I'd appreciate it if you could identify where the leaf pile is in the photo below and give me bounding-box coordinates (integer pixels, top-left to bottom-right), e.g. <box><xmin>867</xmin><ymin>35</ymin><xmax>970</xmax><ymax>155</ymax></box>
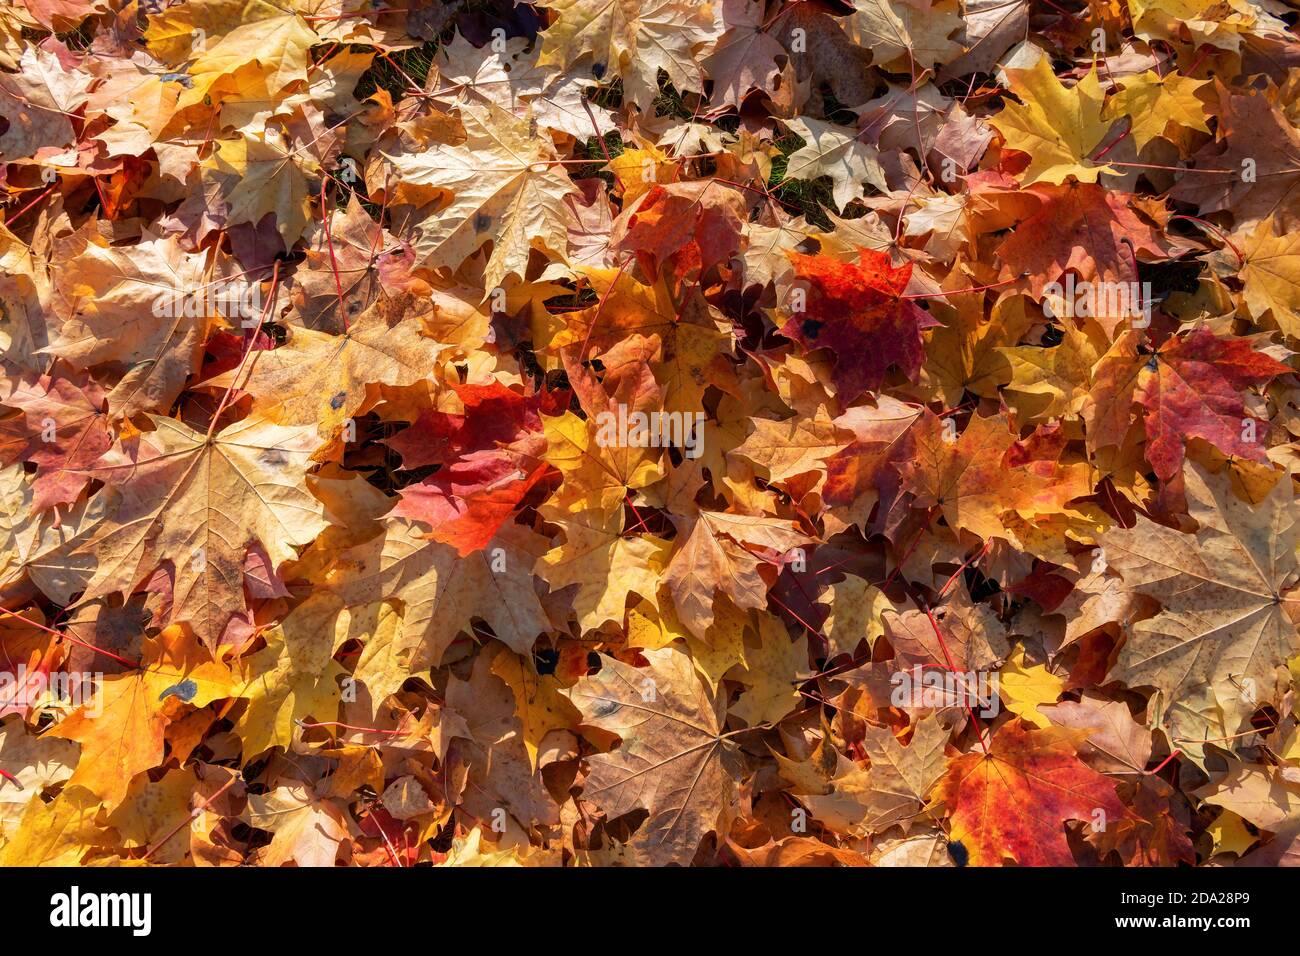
<box><xmin>2</xmin><ymin>0</ymin><xmax>1300</xmax><ymax>867</ymax></box>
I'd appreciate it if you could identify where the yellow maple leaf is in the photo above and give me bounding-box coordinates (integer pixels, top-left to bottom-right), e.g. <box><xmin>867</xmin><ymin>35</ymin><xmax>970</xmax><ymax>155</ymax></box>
<box><xmin>998</xmin><ymin>646</ymin><xmax>1065</xmax><ymax>729</ymax></box>
<box><xmin>202</xmin><ymin>131</ymin><xmax>314</xmax><ymax>245</ymax></box>
<box><xmin>1102</xmin><ymin>69</ymin><xmax>1211</xmax><ymax>151</ymax></box>
<box><xmin>48</xmin><ymin>628</ymin><xmax>233</xmax><ymax>809</ymax></box>
<box><xmin>991</xmin><ymin>58</ymin><xmax>1116</xmax><ymax>185</ymax></box>
<box><xmin>1230</xmin><ymin>217</ymin><xmax>1300</xmax><ymax>333</ymax></box>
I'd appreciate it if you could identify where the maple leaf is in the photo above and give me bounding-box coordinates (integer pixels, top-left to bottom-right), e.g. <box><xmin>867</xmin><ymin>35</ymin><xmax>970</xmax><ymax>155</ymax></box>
<box><xmin>0</xmin><ymin>374</ymin><xmax>109</xmax><ymax>510</ymax></box>
<box><xmin>171</xmin><ymin>0</ymin><xmax>319</xmax><ymax>103</ymax></box>
<box><xmin>386</xmin><ymin>382</ymin><xmax>551</xmax><ymax>469</ymax></box>
<box><xmin>665</xmin><ymin>510</ymin><xmax>816</xmax><ymax>639</ymax></box>
<box><xmin>704</xmin><ymin>0</ymin><xmax>788</xmax><ymax>111</ymax></box>
<box><xmin>816</xmin><ymin>712</ymin><xmax>951</xmax><ymax>832</ymax></box>
<box><xmin>49</xmin><ymin>628</ymin><xmax>233</xmax><ymax>809</ymax></box>
<box><xmin>543</xmin><ymin>266</ymin><xmax>736</xmax><ymax>415</ymax></box>
<box><xmin>430</xmin><ymin>32</ymin><xmax>616</xmax><ymax>142</ymax></box>
<box><xmin>0</xmin><ymin>785</ymin><xmax>107</xmax><ymax>866</ymax></box>
<box><xmin>782</xmin><ymin>117</ymin><xmax>888</xmax><ymax>213</ymax></box>
<box><xmin>72</xmin><ymin>415</ymin><xmax>328</xmax><ymax>651</ymax></box>
<box><xmin>290</xmin><ymin>195</ymin><xmax>396</xmax><ymax>332</ymax></box>
<box><xmin>246</xmin><ymin>783</ymin><xmax>350</xmax><ymax>867</ymax></box>
<box><xmin>779</xmin><ymin>715</ymin><xmax>949</xmax><ymax>835</ymax></box>
<box><xmin>1135</xmin><ymin>326</ymin><xmax>1288</xmax><ymax>481</ymax></box>
<box><xmin>998</xmin><ymin>646</ymin><xmax>1064</xmax><ymax>728</ymax></box>
<box><xmin>324</xmin><ymin>517</ymin><xmax>550</xmax><ymax>666</ymax></box>
<box><xmin>742</xmin><ymin>216</ymin><xmax>819</xmax><ymax>290</ymax></box>
<box><xmin>726</xmin><ymin>609</ymin><xmax>809</xmax><ymax>726</ymax></box>
<box><xmin>0</xmin><ymin>720</ymin><xmax>77</xmax><ymax>845</ymax></box>
<box><xmin>899</xmin><ymin>411</ymin><xmax>1091</xmax><ymax>542</ymax></box>
<box><xmin>1000</xmin><ymin>321</ymin><xmax>1102</xmax><ymax>423</ymax></box>
<box><xmin>0</xmin><ymin>46</ymin><xmax>87</xmax><ymax>160</ymax></box>
<box><xmin>845</xmin><ymin>0</ymin><xmax>963</xmax><ymax>71</ymax></box>
<box><xmin>731</xmin><ymin>405</ymin><xmax>852</xmax><ymax>487</ymax></box>
<box><xmin>107</xmin><ymin>769</ymin><xmax>198</xmax><ymax>864</ymax></box>
<box><xmin>1040</xmin><ymin>692</ymin><xmax>1153</xmax><ymax>775</ymax></box>
<box><xmin>347</xmin><ymin>600</ymin><xmax>415</xmax><ymax>718</ymax></box>
<box><xmin>1197</xmin><ymin>762</ymin><xmax>1300</xmax><ymax>832</ymax></box>
<box><xmin>607</xmin><ymin>140</ymin><xmax>681</xmax><ymax>206</ymax></box>
<box><xmin>612</xmin><ymin>180</ymin><xmax>746</xmax><ymax>279</ymax></box>
<box><xmin>935</xmin><ymin>720</ymin><xmax>1130</xmax><ymax>866</ymax></box>
<box><xmin>569</xmin><ymin>645</ymin><xmax>739</xmax><ymax>865</ymax></box>
<box><xmin>205</xmin><ymin>292</ymin><xmax>456</xmax><ymax>440</ymax></box>
<box><xmin>386</xmin><ymin>382</ymin><xmax>556</xmax><ymax>555</ymax></box>
<box><xmin>491</xmin><ymin>648</ymin><xmax>580</xmax><ymax>773</ymax></box>
<box><xmin>995</xmin><ymin>183</ymin><xmax>1169</xmax><ymax>300</ymax></box>
<box><xmin>990</xmin><ymin>59</ymin><xmax>1115</xmax><ymax>186</ymax></box>
<box><xmin>6</xmin><ymin>0</ymin><xmax>1300</xmax><ymax>874</ymax></box>
<box><xmin>385</xmin><ymin>100</ymin><xmax>577</xmax><ymax>291</ymax></box>
<box><xmin>921</xmin><ymin>289</ymin><xmax>1031</xmax><ymax>406</ymax></box>
<box><xmin>233</xmin><ymin>594</ymin><xmax>348</xmax><ymax>758</ymax></box>
<box><xmin>0</xmin><ymin>465</ymin><xmax>101</xmax><ymax>607</ymax></box>
<box><xmin>202</xmin><ymin>131</ymin><xmax>315</xmax><ymax>246</ymax></box>
<box><xmin>540</xmin><ymin>408</ymin><xmax>664</xmax><ymax>516</ymax></box>
<box><xmin>1102</xmin><ymin>69</ymin><xmax>1211</xmax><ymax>152</ymax></box>
<box><xmin>1230</xmin><ymin>217</ymin><xmax>1300</xmax><ymax>332</ymax></box>
<box><xmin>821</xmin><ymin>394</ymin><xmax>922</xmax><ymax>534</ymax></box>
<box><xmin>778</xmin><ymin>248</ymin><xmax>935</xmax><ymax>404</ymax></box>
<box><xmin>854</xmin><ymin>716</ymin><xmax>949</xmax><ymax>833</ymax></box>
<box><xmin>884</xmin><ymin>586</ymin><xmax>1010</xmax><ymax>681</ymax></box>
<box><xmin>936</xmin><ymin>0</ymin><xmax>1027</xmax><ymax>80</ymax></box>
<box><xmin>1127</xmin><ymin>0</ymin><xmax>1258</xmax><ymax>52</ymax></box>
<box><xmin>821</xmin><ymin>575</ymin><xmax>892</xmax><ymax>658</ymax></box>
<box><xmin>1081</xmin><ymin>328</ymin><xmax>1146</xmax><ymax>455</ymax></box>
<box><xmin>538</xmin><ymin>504</ymin><xmax>670</xmax><ymax>631</ymax></box>
<box><xmin>535</xmin><ymin>0</ymin><xmax>719</xmax><ymax>112</ymax></box>
<box><xmin>1171</xmin><ymin>89</ymin><xmax>1300</xmax><ymax>231</ymax></box>
<box><xmin>394</xmin><ymin>451</ymin><xmax>549</xmax><ymax>557</ymax></box>
<box><xmin>445</xmin><ymin>644</ymin><xmax>561</xmax><ymax>832</ymax></box>
<box><xmin>1102</xmin><ymin>461</ymin><xmax>1300</xmax><ymax>716</ymax></box>
<box><xmin>46</xmin><ymin>232</ymin><xmax>212</xmax><ymax>420</ymax></box>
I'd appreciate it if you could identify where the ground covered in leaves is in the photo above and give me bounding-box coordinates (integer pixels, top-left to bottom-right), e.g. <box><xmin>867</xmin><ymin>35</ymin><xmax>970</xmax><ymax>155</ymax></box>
<box><xmin>1</xmin><ymin>0</ymin><xmax>1300</xmax><ymax>867</ymax></box>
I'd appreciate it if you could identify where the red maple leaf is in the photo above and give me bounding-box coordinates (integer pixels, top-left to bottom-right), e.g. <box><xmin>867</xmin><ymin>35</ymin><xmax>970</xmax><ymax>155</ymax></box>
<box><xmin>779</xmin><ymin>248</ymin><xmax>936</xmax><ymax>404</ymax></box>
<box><xmin>1139</xmin><ymin>326</ymin><xmax>1289</xmax><ymax>481</ymax></box>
